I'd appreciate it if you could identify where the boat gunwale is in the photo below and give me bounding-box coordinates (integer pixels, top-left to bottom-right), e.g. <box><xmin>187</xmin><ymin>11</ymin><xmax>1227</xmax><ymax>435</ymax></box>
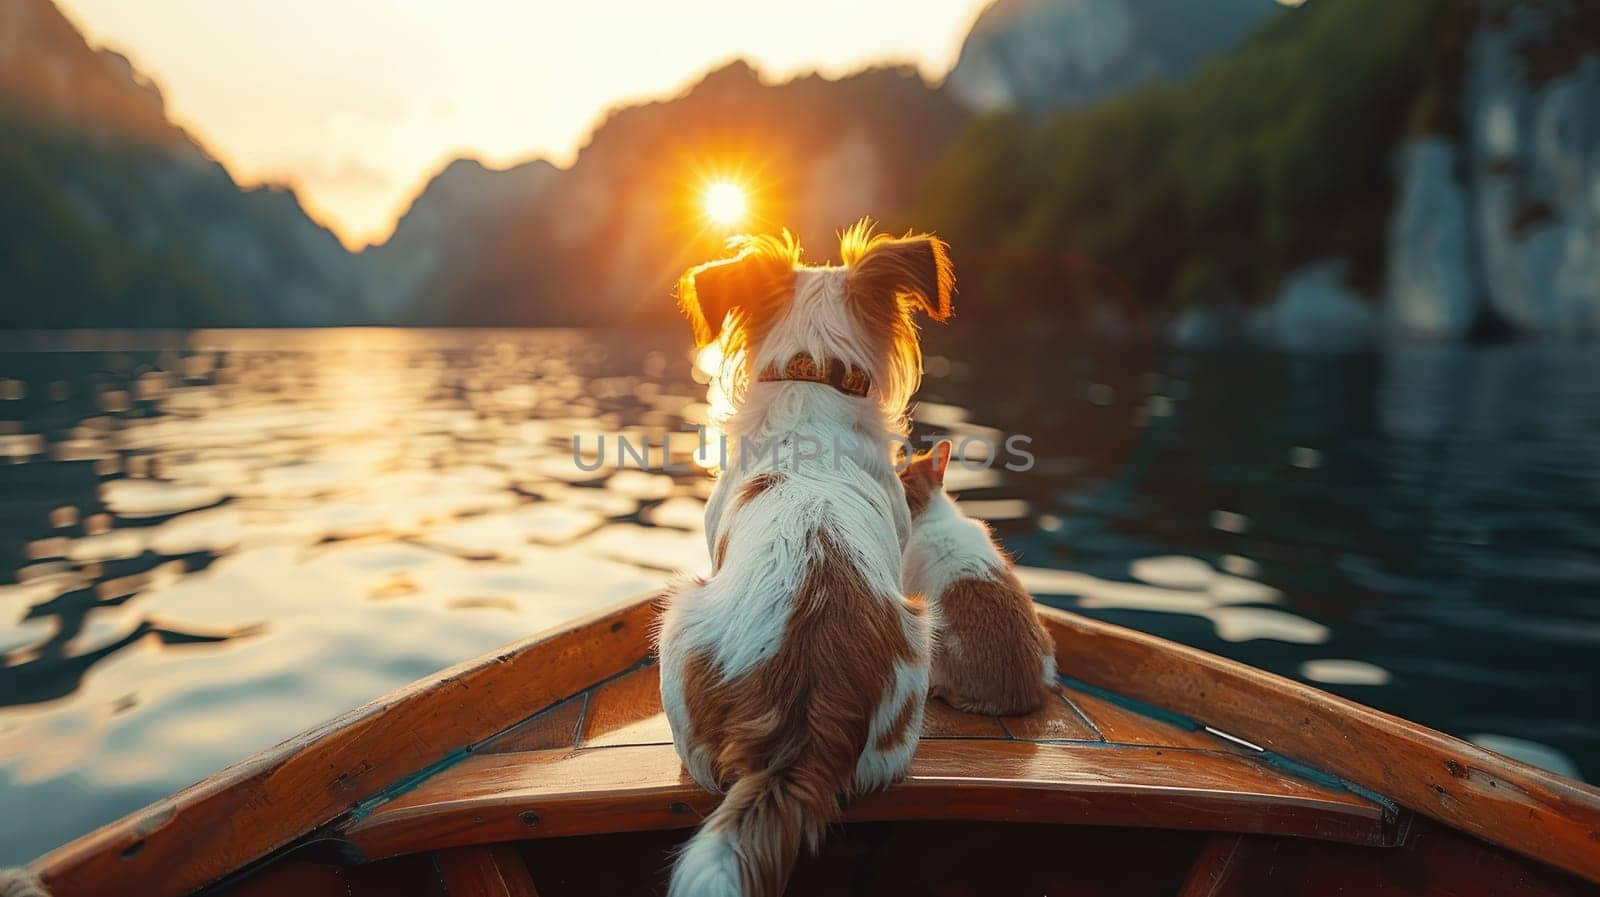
<box><xmin>29</xmin><ymin>597</ymin><xmax>662</xmax><ymax>897</ymax></box>
<box><xmin>338</xmin><ymin>738</ymin><xmax>1389</xmax><ymax>861</ymax></box>
<box><xmin>28</xmin><ymin>594</ymin><xmax>1600</xmax><ymax>894</ymax></box>
<box><xmin>1034</xmin><ymin>605</ymin><xmax>1600</xmax><ymax>885</ymax></box>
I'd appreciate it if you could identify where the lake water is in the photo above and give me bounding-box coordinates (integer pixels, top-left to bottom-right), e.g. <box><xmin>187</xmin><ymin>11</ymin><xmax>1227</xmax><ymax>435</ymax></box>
<box><xmin>1</xmin><ymin>328</ymin><xmax>1597</xmax><ymax>863</ymax></box>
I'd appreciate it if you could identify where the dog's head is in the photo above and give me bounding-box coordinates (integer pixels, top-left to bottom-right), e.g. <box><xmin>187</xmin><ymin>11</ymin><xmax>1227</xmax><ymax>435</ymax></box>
<box><xmin>677</xmin><ymin>220</ymin><xmax>954</xmax><ymax>421</ymax></box>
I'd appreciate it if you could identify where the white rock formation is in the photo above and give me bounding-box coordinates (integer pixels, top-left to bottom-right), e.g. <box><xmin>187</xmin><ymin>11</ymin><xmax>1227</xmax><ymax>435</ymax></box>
<box><xmin>1386</xmin><ymin>139</ymin><xmax>1479</xmax><ymax>339</ymax></box>
<box><xmin>1461</xmin><ymin>18</ymin><xmax>1600</xmax><ymax>337</ymax></box>
<box><xmin>1250</xmin><ymin>261</ymin><xmax>1377</xmax><ymax>352</ymax></box>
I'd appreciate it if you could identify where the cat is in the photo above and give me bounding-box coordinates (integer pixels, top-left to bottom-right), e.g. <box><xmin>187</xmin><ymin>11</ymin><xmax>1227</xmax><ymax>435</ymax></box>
<box><xmin>900</xmin><ymin>440</ymin><xmax>1057</xmax><ymax>715</ymax></box>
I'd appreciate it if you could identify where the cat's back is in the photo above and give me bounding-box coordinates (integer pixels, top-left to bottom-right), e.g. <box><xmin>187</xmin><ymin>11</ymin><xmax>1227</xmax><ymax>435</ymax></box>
<box><xmin>903</xmin><ymin>496</ymin><xmax>1056</xmax><ymax>716</ymax></box>
<box><xmin>903</xmin><ymin>497</ymin><xmax>1005</xmax><ymax>591</ymax></box>
<box><xmin>926</xmin><ymin>568</ymin><xmax>1056</xmax><ymax>715</ymax></box>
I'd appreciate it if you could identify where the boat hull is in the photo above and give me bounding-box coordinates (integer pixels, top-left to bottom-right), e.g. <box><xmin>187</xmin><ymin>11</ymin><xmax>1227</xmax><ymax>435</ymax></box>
<box><xmin>27</xmin><ymin>596</ymin><xmax>1600</xmax><ymax>896</ymax></box>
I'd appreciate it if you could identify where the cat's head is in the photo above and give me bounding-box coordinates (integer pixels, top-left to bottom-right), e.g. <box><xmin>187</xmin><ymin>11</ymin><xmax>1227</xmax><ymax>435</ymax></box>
<box><xmin>899</xmin><ymin>439</ymin><xmax>952</xmax><ymax>517</ymax></box>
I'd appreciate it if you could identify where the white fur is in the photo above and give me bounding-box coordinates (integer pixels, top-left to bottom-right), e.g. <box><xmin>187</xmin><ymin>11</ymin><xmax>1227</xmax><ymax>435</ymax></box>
<box><xmin>902</xmin><ymin>487</ymin><xmax>1060</xmax><ymax>703</ymax></box>
<box><xmin>667</xmin><ymin>826</ymin><xmax>743</xmax><ymax>897</ymax></box>
<box><xmin>753</xmin><ymin>268</ymin><xmax>922</xmax><ymax>431</ymax></box>
<box><xmin>0</xmin><ymin>870</ymin><xmax>48</xmax><ymax>897</ymax></box>
<box><xmin>854</xmin><ymin>653</ymin><xmax>931</xmax><ymax>790</ymax></box>
<box><xmin>657</xmin><ymin>593</ymin><xmax>718</xmax><ymax>791</ymax></box>
<box><xmin>902</xmin><ymin>489</ymin><xmax>1007</xmax><ymax>600</ymax></box>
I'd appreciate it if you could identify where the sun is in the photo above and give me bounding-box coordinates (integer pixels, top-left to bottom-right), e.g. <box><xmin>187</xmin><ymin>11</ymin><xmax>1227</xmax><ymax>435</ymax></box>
<box><xmin>703</xmin><ymin>180</ymin><xmax>747</xmax><ymax>227</ymax></box>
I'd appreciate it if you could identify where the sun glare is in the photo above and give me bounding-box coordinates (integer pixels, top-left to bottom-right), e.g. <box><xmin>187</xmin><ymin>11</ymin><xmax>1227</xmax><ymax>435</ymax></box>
<box><xmin>703</xmin><ymin>181</ymin><xmax>748</xmax><ymax>227</ymax></box>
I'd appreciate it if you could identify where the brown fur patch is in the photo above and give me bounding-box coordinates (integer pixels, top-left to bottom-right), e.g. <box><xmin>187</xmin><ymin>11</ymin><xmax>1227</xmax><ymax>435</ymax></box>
<box><xmin>738</xmin><ymin>472</ymin><xmax>782</xmax><ymax>506</ymax></box>
<box><xmin>874</xmin><ymin>695</ymin><xmax>920</xmax><ymax>753</ymax></box>
<box><xmin>898</xmin><ymin>447</ymin><xmax>947</xmax><ymax>517</ymax></box>
<box><xmin>714</xmin><ymin>532</ymin><xmax>730</xmax><ymax>572</ymax></box>
<box><xmin>677</xmin><ymin>234</ymin><xmax>800</xmax><ymax>348</ymax></box>
<box><xmin>932</xmin><ymin>571</ymin><xmax>1055</xmax><ymax>716</ymax></box>
<box><xmin>841</xmin><ymin>223</ymin><xmax>955</xmax><ymax>323</ymax></box>
<box><xmin>678</xmin><ymin>530</ymin><xmax>919</xmax><ymax>895</ymax></box>
<box><xmin>837</xmin><ymin>221</ymin><xmax>957</xmax><ymax>421</ymax></box>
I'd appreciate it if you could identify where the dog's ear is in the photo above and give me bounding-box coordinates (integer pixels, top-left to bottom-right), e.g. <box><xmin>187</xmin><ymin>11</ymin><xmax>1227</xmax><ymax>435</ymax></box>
<box><xmin>677</xmin><ymin>241</ymin><xmax>795</xmax><ymax>347</ymax></box>
<box><xmin>845</xmin><ymin>233</ymin><xmax>954</xmax><ymax>322</ymax></box>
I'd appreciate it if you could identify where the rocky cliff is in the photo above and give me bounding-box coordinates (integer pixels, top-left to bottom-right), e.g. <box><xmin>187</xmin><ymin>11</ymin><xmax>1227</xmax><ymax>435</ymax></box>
<box><xmin>947</xmin><ymin>0</ymin><xmax>1276</xmax><ymax>113</ymax></box>
<box><xmin>380</xmin><ymin>62</ymin><xmax>969</xmax><ymax>327</ymax></box>
<box><xmin>1387</xmin><ymin>3</ymin><xmax>1600</xmax><ymax>341</ymax></box>
<box><xmin>0</xmin><ymin>0</ymin><xmax>362</xmax><ymax>327</ymax></box>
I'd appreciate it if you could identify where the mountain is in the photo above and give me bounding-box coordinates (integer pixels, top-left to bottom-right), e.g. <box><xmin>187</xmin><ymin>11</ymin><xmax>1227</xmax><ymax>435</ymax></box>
<box><xmin>359</xmin><ymin>157</ymin><xmax>558</xmax><ymax>322</ymax></box>
<box><xmin>10</xmin><ymin>0</ymin><xmax>1594</xmax><ymax>343</ymax></box>
<box><xmin>370</xmin><ymin>61</ymin><xmax>970</xmax><ymax>327</ymax></box>
<box><xmin>919</xmin><ymin>0</ymin><xmax>1600</xmax><ymax>348</ymax></box>
<box><xmin>0</xmin><ymin>0</ymin><xmax>362</xmax><ymax>328</ymax></box>
<box><xmin>921</xmin><ymin>0</ymin><xmax>1437</xmax><ymax>334</ymax></box>
<box><xmin>2</xmin><ymin>2</ymin><xmax>966</xmax><ymax>330</ymax></box>
<box><xmin>946</xmin><ymin>0</ymin><xmax>1279</xmax><ymax>113</ymax></box>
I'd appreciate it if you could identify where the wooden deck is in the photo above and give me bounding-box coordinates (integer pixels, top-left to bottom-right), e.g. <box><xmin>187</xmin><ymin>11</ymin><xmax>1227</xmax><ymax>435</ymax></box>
<box><xmin>343</xmin><ymin>660</ymin><xmax>1390</xmax><ymax>860</ymax></box>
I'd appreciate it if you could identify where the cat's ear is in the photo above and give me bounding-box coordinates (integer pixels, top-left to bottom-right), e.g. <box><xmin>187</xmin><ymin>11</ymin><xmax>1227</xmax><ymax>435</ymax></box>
<box><xmin>898</xmin><ymin>447</ymin><xmax>928</xmax><ymax>480</ymax></box>
<box><xmin>845</xmin><ymin>232</ymin><xmax>954</xmax><ymax>322</ymax></box>
<box><xmin>677</xmin><ymin>237</ymin><xmax>796</xmax><ymax>347</ymax></box>
<box><xmin>932</xmin><ymin>439</ymin><xmax>953</xmax><ymax>485</ymax></box>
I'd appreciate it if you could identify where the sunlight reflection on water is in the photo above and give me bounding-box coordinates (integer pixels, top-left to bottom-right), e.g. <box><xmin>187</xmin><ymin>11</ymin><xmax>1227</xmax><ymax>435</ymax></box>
<box><xmin>0</xmin><ymin>330</ymin><xmax>701</xmax><ymax>860</ymax></box>
<box><xmin>0</xmin><ymin>329</ymin><xmax>1597</xmax><ymax>862</ymax></box>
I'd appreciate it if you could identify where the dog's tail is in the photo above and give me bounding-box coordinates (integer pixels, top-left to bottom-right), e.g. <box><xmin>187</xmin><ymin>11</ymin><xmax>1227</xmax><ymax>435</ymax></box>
<box><xmin>0</xmin><ymin>868</ymin><xmax>50</xmax><ymax>897</ymax></box>
<box><xmin>666</xmin><ymin>761</ymin><xmax>837</xmax><ymax>897</ymax></box>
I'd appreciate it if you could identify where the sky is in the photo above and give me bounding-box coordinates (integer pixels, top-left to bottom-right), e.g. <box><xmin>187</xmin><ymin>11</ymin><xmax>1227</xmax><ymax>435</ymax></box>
<box><xmin>52</xmin><ymin>0</ymin><xmax>994</xmax><ymax>250</ymax></box>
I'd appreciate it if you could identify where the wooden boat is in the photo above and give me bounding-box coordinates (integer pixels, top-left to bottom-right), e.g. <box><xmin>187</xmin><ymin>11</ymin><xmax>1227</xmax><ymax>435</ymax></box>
<box><xmin>24</xmin><ymin>596</ymin><xmax>1600</xmax><ymax>896</ymax></box>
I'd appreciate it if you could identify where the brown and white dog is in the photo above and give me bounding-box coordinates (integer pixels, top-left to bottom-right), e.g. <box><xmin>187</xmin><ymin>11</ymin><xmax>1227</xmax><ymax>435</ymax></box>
<box><xmin>900</xmin><ymin>440</ymin><xmax>1057</xmax><ymax>716</ymax></box>
<box><xmin>656</xmin><ymin>222</ymin><xmax>953</xmax><ymax>897</ymax></box>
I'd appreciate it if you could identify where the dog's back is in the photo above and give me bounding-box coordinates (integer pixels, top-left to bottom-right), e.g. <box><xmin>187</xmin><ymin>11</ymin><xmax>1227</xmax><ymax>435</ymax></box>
<box><xmin>658</xmin><ymin>462</ymin><xmax>928</xmax><ymax>896</ymax></box>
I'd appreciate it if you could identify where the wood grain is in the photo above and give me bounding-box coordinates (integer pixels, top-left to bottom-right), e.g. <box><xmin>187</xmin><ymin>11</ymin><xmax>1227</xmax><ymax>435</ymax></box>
<box><xmin>341</xmin><ymin>852</ymin><xmax>451</xmax><ymax>897</ymax></box>
<box><xmin>518</xmin><ymin>822</ymin><xmax>1207</xmax><ymax>897</ymax></box>
<box><xmin>1062</xmin><ymin>683</ymin><xmax>1248</xmax><ymax>754</ymax></box>
<box><xmin>344</xmin><ymin>739</ymin><xmax>1386</xmax><ymax>859</ymax></box>
<box><xmin>1039</xmin><ymin>605</ymin><xmax>1600</xmax><ymax>885</ymax></box>
<box><xmin>578</xmin><ymin>663</ymin><xmax>673</xmax><ymax>748</ymax></box>
<box><xmin>1193</xmin><ymin>820</ymin><xmax>1599</xmax><ymax>897</ymax></box>
<box><xmin>920</xmin><ymin>697</ymin><xmax>1008</xmax><ymax>739</ymax></box>
<box><xmin>208</xmin><ymin>861</ymin><xmax>347</xmax><ymax>897</ymax></box>
<box><xmin>476</xmin><ymin>696</ymin><xmax>588</xmax><ymax>755</ymax></box>
<box><xmin>1176</xmin><ymin>834</ymin><xmax>1245</xmax><ymax>897</ymax></box>
<box><xmin>32</xmin><ymin>598</ymin><xmax>658</xmax><ymax>897</ymax></box>
<box><xmin>213</xmin><ymin>852</ymin><xmax>449</xmax><ymax>897</ymax></box>
<box><xmin>435</xmin><ymin>845</ymin><xmax>540</xmax><ymax>897</ymax></box>
<box><xmin>997</xmin><ymin>686</ymin><xmax>1100</xmax><ymax>741</ymax></box>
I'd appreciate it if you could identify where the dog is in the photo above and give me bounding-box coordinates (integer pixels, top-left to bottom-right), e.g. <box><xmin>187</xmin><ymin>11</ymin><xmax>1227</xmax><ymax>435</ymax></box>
<box><xmin>655</xmin><ymin>221</ymin><xmax>953</xmax><ymax>897</ymax></box>
<box><xmin>900</xmin><ymin>440</ymin><xmax>1057</xmax><ymax>716</ymax></box>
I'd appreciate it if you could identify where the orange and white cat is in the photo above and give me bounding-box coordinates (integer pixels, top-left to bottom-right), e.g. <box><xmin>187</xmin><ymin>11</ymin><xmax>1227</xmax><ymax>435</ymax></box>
<box><xmin>900</xmin><ymin>440</ymin><xmax>1056</xmax><ymax>715</ymax></box>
